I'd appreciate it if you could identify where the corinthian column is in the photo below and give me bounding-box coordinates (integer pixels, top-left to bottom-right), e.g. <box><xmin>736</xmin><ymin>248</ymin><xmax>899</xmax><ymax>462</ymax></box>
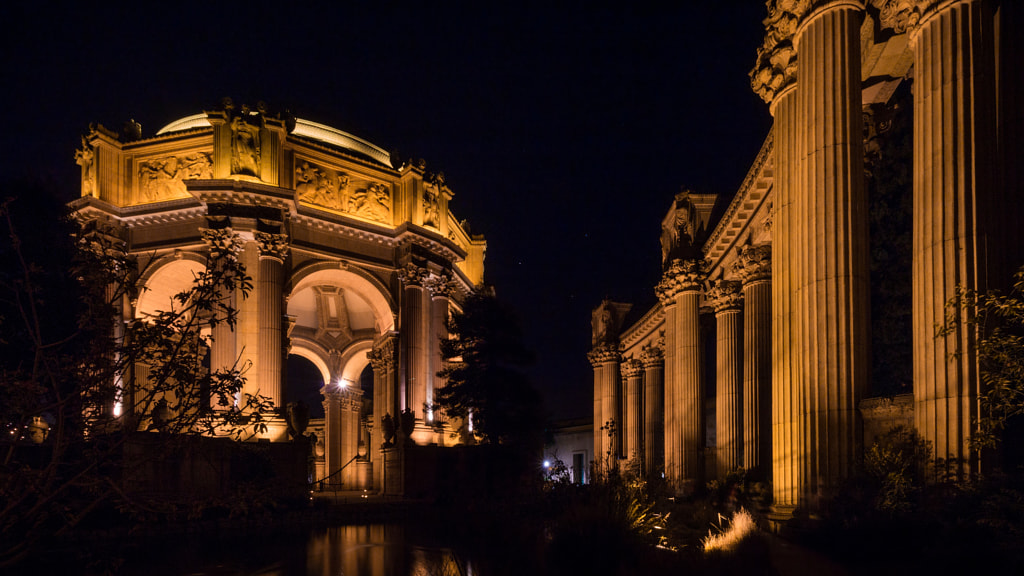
<box><xmin>734</xmin><ymin>244</ymin><xmax>772</xmax><ymax>475</ymax></box>
<box><xmin>425</xmin><ymin>274</ymin><xmax>454</xmax><ymax>430</ymax></box>
<box><xmin>399</xmin><ymin>264</ymin><xmax>429</xmax><ymax>435</ymax></box>
<box><xmin>751</xmin><ymin>0</ymin><xmax>803</xmax><ymax>515</ymax></box>
<box><xmin>588</xmin><ymin>345</ymin><xmax>622</xmax><ymax>467</ymax></box>
<box><xmin>622</xmin><ymin>358</ymin><xmax>644</xmax><ymax>466</ymax></box>
<box><xmin>256</xmin><ymin>232</ymin><xmax>288</xmax><ymax>409</ymax></box>
<box><xmin>892</xmin><ymin>0</ymin><xmax>995</xmax><ymax>475</ymax></box>
<box><xmin>656</xmin><ymin>258</ymin><xmax>707</xmax><ymax>492</ymax></box>
<box><xmin>708</xmin><ymin>280</ymin><xmax>744</xmax><ymax>479</ymax></box>
<box><xmin>641</xmin><ymin>343</ymin><xmax>665</xmax><ymax>476</ymax></box>
<box><xmin>795</xmin><ymin>0</ymin><xmax>869</xmax><ymax>501</ymax></box>
<box><xmin>368</xmin><ymin>332</ymin><xmax>397</xmax><ymax>491</ymax></box>
<box><xmin>201</xmin><ymin>227</ymin><xmax>243</xmax><ymax>409</ymax></box>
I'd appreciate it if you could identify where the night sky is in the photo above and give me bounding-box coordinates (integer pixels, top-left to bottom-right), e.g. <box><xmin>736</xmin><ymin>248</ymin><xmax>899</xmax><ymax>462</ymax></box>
<box><xmin>3</xmin><ymin>2</ymin><xmax>771</xmax><ymax>421</ymax></box>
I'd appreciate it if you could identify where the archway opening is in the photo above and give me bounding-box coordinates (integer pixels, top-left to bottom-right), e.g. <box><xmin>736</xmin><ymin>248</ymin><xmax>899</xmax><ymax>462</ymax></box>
<box><xmin>286</xmin><ymin>355</ymin><xmax>326</xmax><ymax>418</ymax></box>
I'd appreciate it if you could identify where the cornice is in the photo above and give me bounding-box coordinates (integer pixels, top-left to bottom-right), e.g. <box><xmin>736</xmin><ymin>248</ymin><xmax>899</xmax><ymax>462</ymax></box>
<box><xmin>619</xmin><ymin>304</ymin><xmax>665</xmax><ymax>352</ymax></box>
<box><xmin>703</xmin><ymin>133</ymin><xmax>774</xmax><ymax>268</ymax></box>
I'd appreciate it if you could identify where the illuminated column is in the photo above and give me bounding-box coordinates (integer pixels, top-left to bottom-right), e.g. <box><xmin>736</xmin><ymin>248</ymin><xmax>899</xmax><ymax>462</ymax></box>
<box><xmin>368</xmin><ymin>333</ymin><xmax>397</xmax><ymax>491</ymax></box>
<box><xmin>734</xmin><ymin>244</ymin><xmax>772</xmax><ymax>474</ymax></box>
<box><xmin>641</xmin><ymin>343</ymin><xmax>664</xmax><ymax>476</ymax></box>
<box><xmin>236</xmin><ymin>235</ymin><xmax>261</xmax><ymax>408</ymax></box>
<box><xmin>656</xmin><ymin>283</ymin><xmax>679</xmax><ymax>484</ymax></box>
<box><xmin>340</xmin><ymin>387</ymin><xmax>362</xmax><ymax>487</ymax></box>
<box><xmin>589</xmin><ymin>354</ymin><xmax>604</xmax><ymax>466</ymax></box>
<box><xmin>201</xmin><ymin>228</ymin><xmax>240</xmax><ymax>409</ymax></box>
<box><xmin>795</xmin><ymin>0</ymin><xmax>868</xmax><ymax>498</ymax></box>
<box><xmin>622</xmin><ymin>358</ymin><xmax>644</xmax><ymax>466</ymax></box>
<box><xmin>708</xmin><ymin>280</ymin><xmax>743</xmax><ymax>478</ymax></box>
<box><xmin>398</xmin><ymin>264</ymin><xmax>429</xmax><ymax>431</ymax></box>
<box><xmin>751</xmin><ymin>1</ymin><xmax>802</xmax><ymax>513</ymax></box>
<box><xmin>657</xmin><ymin>258</ymin><xmax>706</xmax><ymax>491</ymax></box>
<box><xmin>256</xmin><ymin>232</ymin><xmax>288</xmax><ymax>409</ymax></box>
<box><xmin>322</xmin><ymin>387</ymin><xmax>342</xmax><ymax>488</ymax></box>
<box><xmin>895</xmin><ymin>0</ymin><xmax>996</xmax><ymax>475</ymax></box>
<box><xmin>426</xmin><ymin>274</ymin><xmax>453</xmax><ymax>432</ymax></box>
<box><xmin>590</xmin><ymin>346</ymin><xmax>622</xmax><ymax>465</ymax></box>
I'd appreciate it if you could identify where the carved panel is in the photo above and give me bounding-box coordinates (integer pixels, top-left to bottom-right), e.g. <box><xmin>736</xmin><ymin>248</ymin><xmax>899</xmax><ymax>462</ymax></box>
<box><xmin>138</xmin><ymin>152</ymin><xmax>212</xmax><ymax>202</ymax></box>
<box><xmin>296</xmin><ymin>159</ymin><xmax>392</xmax><ymax>224</ymax></box>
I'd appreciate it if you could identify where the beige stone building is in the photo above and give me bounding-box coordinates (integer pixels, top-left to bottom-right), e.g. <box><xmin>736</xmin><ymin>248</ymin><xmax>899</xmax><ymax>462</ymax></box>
<box><xmin>590</xmin><ymin>0</ymin><xmax>1023</xmax><ymax>514</ymax></box>
<box><xmin>70</xmin><ymin>101</ymin><xmax>486</xmax><ymax>492</ymax></box>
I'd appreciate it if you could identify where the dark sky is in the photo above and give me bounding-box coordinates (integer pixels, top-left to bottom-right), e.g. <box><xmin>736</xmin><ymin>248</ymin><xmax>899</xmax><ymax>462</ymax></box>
<box><xmin>3</xmin><ymin>1</ymin><xmax>771</xmax><ymax>421</ymax></box>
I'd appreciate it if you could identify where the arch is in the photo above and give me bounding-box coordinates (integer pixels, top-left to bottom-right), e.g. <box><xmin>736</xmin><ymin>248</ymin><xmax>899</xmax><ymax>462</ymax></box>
<box><xmin>134</xmin><ymin>254</ymin><xmax>208</xmax><ymax>319</ymax></box>
<box><xmin>338</xmin><ymin>339</ymin><xmax>373</xmax><ymax>386</ymax></box>
<box><xmin>289</xmin><ymin>343</ymin><xmax>331</xmax><ymax>386</ymax></box>
<box><xmin>288</xmin><ymin>262</ymin><xmax>395</xmax><ymax>333</ymax></box>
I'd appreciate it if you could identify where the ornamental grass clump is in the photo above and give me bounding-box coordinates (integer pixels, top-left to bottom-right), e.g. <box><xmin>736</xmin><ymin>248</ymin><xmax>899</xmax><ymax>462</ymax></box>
<box><xmin>702</xmin><ymin>508</ymin><xmax>757</xmax><ymax>553</ymax></box>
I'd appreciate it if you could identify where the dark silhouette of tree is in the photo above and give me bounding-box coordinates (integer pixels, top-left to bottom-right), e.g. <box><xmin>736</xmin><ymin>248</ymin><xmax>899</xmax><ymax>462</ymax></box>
<box><xmin>0</xmin><ymin>181</ymin><xmax>274</xmax><ymax>567</ymax></box>
<box><xmin>434</xmin><ymin>288</ymin><xmax>542</xmax><ymax>448</ymax></box>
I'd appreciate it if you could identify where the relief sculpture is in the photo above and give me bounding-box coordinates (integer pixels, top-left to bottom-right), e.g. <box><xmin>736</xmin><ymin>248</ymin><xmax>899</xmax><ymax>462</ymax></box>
<box><xmin>230</xmin><ymin>105</ymin><xmax>262</xmax><ymax>177</ymax></box>
<box><xmin>295</xmin><ymin>162</ymin><xmax>350</xmax><ymax>210</ymax></box>
<box><xmin>422</xmin><ymin>172</ymin><xmax>443</xmax><ymax>228</ymax></box>
<box><xmin>75</xmin><ymin>136</ymin><xmax>96</xmax><ymax>197</ymax></box>
<box><xmin>348</xmin><ymin>183</ymin><xmax>391</xmax><ymax>223</ymax></box>
<box><xmin>138</xmin><ymin>152</ymin><xmax>212</xmax><ymax>202</ymax></box>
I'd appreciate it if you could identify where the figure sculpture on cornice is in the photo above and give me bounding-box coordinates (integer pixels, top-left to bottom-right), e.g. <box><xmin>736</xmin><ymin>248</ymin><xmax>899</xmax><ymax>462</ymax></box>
<box><xmin>591</xmin><ymin>299</ymin><xmax>632</xmax><ymax>347</ymax></box>
<box><xmin>75</xmin><ymin>136</ymin><xmax>96</xmax><ymax>197</ymax></box>
<box><xmin>349</xmin><ymin>183</ymin><xmax>391</xmax><ymax>223</ymax></box>
<box><xmin>660</xmin><ymin>191</ymin><xmax>696</xmax><ymax>266</ymax></box>
<box><xmin>230</xmin><ymin>105</ymin><xmax>262</xmax><ymax>177</ymax></box>
<box><xmin>423</xmin><ymin>173</ymin><xmax>444</xmax><ymax>229</ymax></box>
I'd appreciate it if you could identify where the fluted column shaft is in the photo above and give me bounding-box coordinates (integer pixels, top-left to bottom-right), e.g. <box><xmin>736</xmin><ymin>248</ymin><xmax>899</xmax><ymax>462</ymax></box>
<box><xmin>323</xmin><ymin>390</ymin><xmax>342</xmax><ymax>487</ymax></box>
<box><xmin>642</xmin><ymin>346</ymin><xmax>665</xmax><ymax>476</ymax></box>
<box><xmin>736</xmin><ymin>245</ymin><xmax>772</xmax><ymax>474</ymax></box>
<box><xmin>623</xmin><ymin>359</ymin><xmax>644</xmax><ymax>465</ymax></box>
<box><xmin>257</xmin><ymin>251</ymin><xmax>285</xmax><ymax>407</ymax></box>
<box><xmin>428</xmin><ymin>286</ymin><xmax>450</xmax><ymax>425</ymax></box>
<box><xmin>911</xmin><ymin>0</ymin><xmax>995</xmax><ymax>474</ymax></box>
<box><xmin>399</xmin><ymin>266</ymin><xmax>429</xmax><ymax>422</ymax></box>
<box><xmin>237</xmin><ymin>239</ymin><xmax>261</xmax><ymax>405</ymax></box>
<box><xmin>710</xmin><ymin>281</ymin><xmax>744</xmax><ymax>478</ymax></box>
<box><xmin>795</xmin><ymin>1</ymin><xmax>869</xmax><ymax>498</ymax></box>
<box><xmin>340</xmin><ymin>388</ymin><xmax>361</xmax><ymax>487</ymax></box>
<box><xmin>662</xmin><ymin>300</ymin><xmax>680</xmax><ymax>483</ymax></box>
<box><xmin>600</xmin><ymin>358</ymin><xmax>622</xmax><ymax>462</ymax></box>
<box><xmin>592</xmin><ymin>361</ymin><xmax>603</xmax><ymax>466</ymax></box>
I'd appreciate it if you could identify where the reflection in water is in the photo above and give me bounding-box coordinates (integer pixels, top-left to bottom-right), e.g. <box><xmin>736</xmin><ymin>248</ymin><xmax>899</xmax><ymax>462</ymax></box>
<box><xmin>307</xmin><ymin>524</ymin><xmax>473</xmax><ymax>576</ymax></box>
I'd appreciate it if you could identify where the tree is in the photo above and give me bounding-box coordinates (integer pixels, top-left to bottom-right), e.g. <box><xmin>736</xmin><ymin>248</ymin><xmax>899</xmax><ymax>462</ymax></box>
<box><xmin>434</xmin><ymin>288</ymin><xmax>542</xmax><ymax>447</ymax></box>
<box><xmin>941</xmin><ymin>264</ymin><xmax>1024</xmax><ymax>456</ymax></box>
<box><xmin>0</xmin><ymin>184</ymin><xmax>274</xmax><ymax>567</ymax></box>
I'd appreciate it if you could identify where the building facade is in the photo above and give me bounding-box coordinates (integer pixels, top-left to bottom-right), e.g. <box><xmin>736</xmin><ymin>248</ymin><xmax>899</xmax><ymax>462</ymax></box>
<box><xmin>590</xmin><ymin>0</ymin><xmax>1023</xmax><ymax>515</ymax></box>
<box><xmin>70</xmin><ymin>100</ymin><xmax>486</xmax><ymax>493</ymax></box>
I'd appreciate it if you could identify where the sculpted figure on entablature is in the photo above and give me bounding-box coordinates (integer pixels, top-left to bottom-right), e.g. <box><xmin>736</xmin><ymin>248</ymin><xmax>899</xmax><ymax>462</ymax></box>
<box><xmin>75</xmin><ymin>136</ymin><xmax>96</xmax><ymax>198</ymax></box>
<box><xmin>661</xmin><ymin>191</ymin><xmax>698</xmax><ymax>266</ymax></box>
<box><xmin>296</xmin><ymin>161</ymin><xmax>350</xmax><ymax>210</ymax></box>
<box><xmin>138</xmin><ymin>152</ymin><xmax>213</xmax><ymax>202</ymax></box>
<box><xmin>349</xmin><ymin>183</ymin><xmax>392</xmax><ymax>223</ymax></box>
<box><xmin>591</xmin><ymin>299</ymin><xmax>633</xmax><ymax>347</ymax></box>
<box><xmin>870</xmin><ymin>0</ymin><xmax>928</xmax><ymax>34</ymax></box>
<box><xmin>422</xmin><ymin>172</ymin><xmax>444</xmax><ymax>229</ymax></box>
<box><xmin>229</xmin><ymin>104</ymin><xmax>263</xmax><ymax>177</ymax></box>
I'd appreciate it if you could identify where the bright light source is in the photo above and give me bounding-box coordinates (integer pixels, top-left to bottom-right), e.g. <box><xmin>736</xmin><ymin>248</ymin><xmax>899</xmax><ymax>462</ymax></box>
<box><xmin>543</xmin><ymin>460</ymin><xmax>551</xmax><ymax>468</ymax></box>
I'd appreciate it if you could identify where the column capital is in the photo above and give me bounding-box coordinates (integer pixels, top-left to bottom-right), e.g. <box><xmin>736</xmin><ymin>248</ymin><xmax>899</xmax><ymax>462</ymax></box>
<box><xmin>369</xmin><ymin>332</ymin><xmax>398</xmax><ymax>370</ymax></box>
<box><xmin>707</xmin><ymin>280</ymin><xmax>744</xmax><ymax>313</ymax></box>
<box><xmin>621</xmin><ymin>358</ymin><xmax>644</xmax><ymax>378</ymax></box>
<box><xmin>587</xmin><ymin>343</ymin><xmax>621</xmax><ymax>367</ymax></box>
<box><xmin>655</xmin><ymin>258</ymin><xmax>707</xmax><ymax>303</ymax></box>
<box><xmin>200</xmin><ymin>227</ymin><xmax>243</xmax><ymax>259</ymax></box>
<box><xmin>640</xmin><ymin>342</ymin><xmax>664</xmax><ymax>367</ymax></box>
<box><xmin>398</xmin><ymin>263</ymin><xmax>429</xmax><ymax>287</ymax></box>
<box><xmin>733</xmin><ymin>243</ymin><xmax>772</xmax><ymax>285</ymax></box>
<box><xmin>255</xmin><ymin>231</ymin><xmax>289</xmax><ymax>261</ymax></box>
<box><xmin>750</xmin><ymin>0</ymin><xmax>809</xmax><ymax>105</ymax></box>
<box><xmin>424</xmin><ymin>273</ymin><xmax>456</xmax><ymax>298</ymax></box>
<box><xmin>869</xmin><ymin>0</ymin><xmax>933</xmax><ymax>34</ymax></box>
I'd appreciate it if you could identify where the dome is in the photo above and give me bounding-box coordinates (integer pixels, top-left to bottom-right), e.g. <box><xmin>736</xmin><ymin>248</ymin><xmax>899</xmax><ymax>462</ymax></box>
<box><xmin>155</xmin><ymin>113</ymin><xmax>393</xmax><ymax>168</ymax></box>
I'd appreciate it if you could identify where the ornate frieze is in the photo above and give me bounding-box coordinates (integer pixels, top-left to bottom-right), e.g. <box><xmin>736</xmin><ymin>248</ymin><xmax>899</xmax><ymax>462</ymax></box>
<box><xmin>587</xmin><ymin>343</ymin><xmax>621</xmax><ymax>367</ymax></box>
<box><xmin>200</xmin><ymin>227</ymin><xmax>244</xmax><ymax>259</ymax></box>
<box><xmin>398</xmin><ymin>264</ymin><xmax>429</xmax><ymax>287</ymax></box>
<box><xmin>296</xmin><ymin>161</ymin><xmax>350</xmax><ymax>209</ymax></box>
<box><xmin>640</xmin><ymin>342</ymin><xmax>664</xmax><ymax>367</ymax></box>
<box><xmin>733</xmin><ymin>243</ymin><xmax>772</xmax><ymax>285</ymax></box>
<box><xmin>707</xmin><ymin>280</ymin><xmax>744</xmax><ymax>313</ymax></box>
<box><xmin>750</xmin><ymin>0</ymin><xmax>810</xmax><ymax>104</ymax></box>
<box><xmin>138</xmin><ymin>152</ymin><xmax>213</xmax><ymax>202</ymax></box>
<box><xmin>75</xmin><ymin>136</ymin><xmax>96</xmax><ymax>198</ymax></box>
<box><xmin>349</xmin><ymin>183</ymin><xmax>392</xmax><ymax>223</ymax></box>
<box><xmin>655</xmin><ymin>258</ymin><xmax>707</xmax><ymax>303</ymax></box>
<box><xmin>369</xmin><ymin>333</ymin><xmax>398</xmax><ymax>371</ymax></box>
<box><xmin>255</xmin><ymin>231</ymin><xmax>290</xmax><ymax>261</ymax></box>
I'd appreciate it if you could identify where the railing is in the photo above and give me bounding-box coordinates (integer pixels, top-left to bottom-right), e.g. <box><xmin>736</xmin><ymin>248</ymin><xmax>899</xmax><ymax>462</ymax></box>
<box><xmin>315</xmin><ymin>454</ymin><xmax>359</xmax><ymax>491</ymax></box>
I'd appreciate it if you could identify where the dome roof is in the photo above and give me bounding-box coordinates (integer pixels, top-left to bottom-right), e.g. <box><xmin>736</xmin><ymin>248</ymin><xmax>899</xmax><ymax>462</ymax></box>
<box><xmin>155</xmin><ymin>113</ymin><xmax>393</xmax><ymax>168</ymax></box>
